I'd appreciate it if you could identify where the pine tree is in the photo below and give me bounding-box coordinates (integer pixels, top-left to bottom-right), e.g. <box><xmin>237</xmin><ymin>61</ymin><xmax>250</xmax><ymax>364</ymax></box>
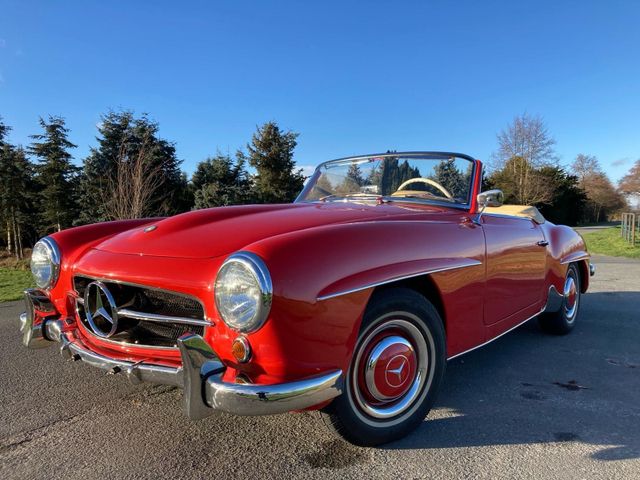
<box><xmin>80</xmin><ymin>111</ymin><xmax>189</xmax><ymax>222</ymax></box>
<box><xmin>192</xmin><ymin>152</ymin><xmax>250</xmax><ymax>208</ymax></box>
<box><xmin>29</xmin><ymin>116</ymin><xmax>79</xmax><ymax>232</ymax></box>
<box><xmin>432</xmin><ymin>159</ymin><xmax>469</xmax><ymax>200</ymax></box>
<box><xmin>346</xmin><ymin>163</ymin><xmax>365</xmax><ymax>187</ymax></box>
<box><xmin>244</xmin><ymin>122</ymin><xmax>304</xmax><ymax>203</ymax></box>
<box><xmin>0</xmin><ymin>117</ymin><xmax>36</xmax><ymax>257</ymax></box>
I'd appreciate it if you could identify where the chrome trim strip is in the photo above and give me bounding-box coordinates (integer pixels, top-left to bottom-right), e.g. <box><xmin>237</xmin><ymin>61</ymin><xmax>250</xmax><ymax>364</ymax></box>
<box><xmin>117</xmin><ymin>309</ymin><xmax>211</xmax><ymax>327</ymax></box>
<box><xmin>447</xmin><ymin>306</ymin><xmax>545</xmax><ymax>361</ymax></box>
<box><xmin>317</xmin><ymin>259</ymin><xmax>483</xmax><ymax>301</ymax></box>
<box><xmin>72</xmin><ymin>274</ymin><xmax>209</xmax><ymax>322</ymax></box>
<box><xmin>75</xmin><ymin>316</ymin><xmax>182</xmax><ymax>351</ymax></box>
<box><xmin>560</xmin><ymin>253</ymin><xmax>590</xmax><ymax>265</ymax></box>
<box><xmin>590</xmin><ymin>262</ymin><xmax>596</xmax><ymax>276</ymax></box>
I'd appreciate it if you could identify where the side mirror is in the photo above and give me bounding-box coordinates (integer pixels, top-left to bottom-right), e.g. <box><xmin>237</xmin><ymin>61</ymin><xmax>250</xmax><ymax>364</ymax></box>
<box><xmin>477</xmin><ymin>189</ymin><xmax>504</xmax><ymax>208</ymax></box>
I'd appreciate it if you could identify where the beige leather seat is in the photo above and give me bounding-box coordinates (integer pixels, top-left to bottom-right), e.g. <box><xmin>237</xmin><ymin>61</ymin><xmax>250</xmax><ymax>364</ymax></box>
<box><xmin>484</xmin><ymin>204</ymin><xmax>546</xmax><ymax>224</ymax></box>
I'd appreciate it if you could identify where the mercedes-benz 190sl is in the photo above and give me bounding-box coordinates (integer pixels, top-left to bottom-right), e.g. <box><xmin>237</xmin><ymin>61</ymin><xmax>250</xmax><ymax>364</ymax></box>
<box><xmin>20</xmin><ymin>152</ymin><xmax>593</xmax><ymax>446</ymax></box>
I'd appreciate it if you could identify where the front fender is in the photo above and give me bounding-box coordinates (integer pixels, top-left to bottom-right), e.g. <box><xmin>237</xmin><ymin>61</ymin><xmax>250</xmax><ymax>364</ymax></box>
<box><xmin>244</xmin><ymin>219</ymin><xmax>486</xmax><ymax>367</ymax></box>
<box><xmin>45</xmin><ymin>219</ymin><xmax>160</xmax><ymax>314</ymax></box>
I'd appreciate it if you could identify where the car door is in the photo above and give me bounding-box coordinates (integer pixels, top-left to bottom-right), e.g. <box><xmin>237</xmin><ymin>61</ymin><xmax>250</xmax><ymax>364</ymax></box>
<box><xmin>481</xmin><ymin>213</ymin><xmax>547</xmax><ymax>326</ymax></box>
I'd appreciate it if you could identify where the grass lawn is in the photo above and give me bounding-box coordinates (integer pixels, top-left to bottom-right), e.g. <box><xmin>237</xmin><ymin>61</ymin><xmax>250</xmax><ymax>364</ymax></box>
<box><xmin>580</xmin><ymin>226</ymin><xmax>640</xmax><ymax>259</ymax></box>
<box><xmin>0</xmin><ymin>268</ymin><xmax>33</xmax><ymax>302</ymax></box>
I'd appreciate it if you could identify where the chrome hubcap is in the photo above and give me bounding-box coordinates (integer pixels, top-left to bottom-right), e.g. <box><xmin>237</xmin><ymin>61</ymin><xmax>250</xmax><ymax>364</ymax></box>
<box><xmin>351</xmin><ymin>317</ymin><xmax>432</xmax><ymax>421</ymax></box>
<box><xmin>363</xmin><ymin>336</ymin><xmax>417</xmax><ymax>402</ymax></box>
<box><xmin>563</xmin><ymin>273</ymin><xmax>578</xmax><ymax>322</ymax></box>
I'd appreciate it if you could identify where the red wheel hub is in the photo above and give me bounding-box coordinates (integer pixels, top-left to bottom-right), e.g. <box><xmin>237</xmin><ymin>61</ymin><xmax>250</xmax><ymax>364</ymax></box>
<box><xmin>359</xmin><ymin>334</ymin><xmax>417</xmax><ymax>403</ymax></box>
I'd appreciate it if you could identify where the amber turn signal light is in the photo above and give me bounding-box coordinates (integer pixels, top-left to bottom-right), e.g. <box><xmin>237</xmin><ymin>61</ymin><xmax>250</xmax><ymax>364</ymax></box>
<box><xmin>231</xmin><ymin>336</ymin><xmax>251</xmax><ymax>363</ymax></box>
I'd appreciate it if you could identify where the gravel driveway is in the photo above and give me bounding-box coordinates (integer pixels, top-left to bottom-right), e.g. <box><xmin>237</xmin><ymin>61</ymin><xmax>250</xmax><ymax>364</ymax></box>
<box><xmin>1</xmin><ymin>255</ymin><xmax>639</xmax><ymax>479</ymax></box>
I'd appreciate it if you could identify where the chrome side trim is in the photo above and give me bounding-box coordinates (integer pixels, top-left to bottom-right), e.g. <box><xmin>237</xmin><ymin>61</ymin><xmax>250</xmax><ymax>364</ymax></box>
<box><xmin>560</xmin><ymin>253</ymin><xmax>590</xmax><ymax>265</ymax></box>
<box><xmin>447</xmin><ymin>305</ymin><xmax>545</xmax><ymax>361</ymax></box>
<box><xmin>317</xmin><ymin>259</ymin><xmax>483</xmax><ymax>301</ymax></box>
<box><xmin>117</xmin><ymin>309</ymin><xmax>211</xmax><ymax>327</ymax></box>
<box><xmin>589</xmin><ymin>262</ymin><xmax>596</xmax><ymax>276</ymax></box>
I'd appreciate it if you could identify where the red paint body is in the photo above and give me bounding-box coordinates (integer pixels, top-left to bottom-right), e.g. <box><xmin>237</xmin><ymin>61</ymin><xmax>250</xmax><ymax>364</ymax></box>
<box><xmin>44</xmin><ymin>159</ymin><xmax>590</xmax><ymax>389</ymax></box>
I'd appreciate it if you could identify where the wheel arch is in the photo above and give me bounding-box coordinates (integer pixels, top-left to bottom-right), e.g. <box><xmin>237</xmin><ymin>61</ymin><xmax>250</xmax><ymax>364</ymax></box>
<box><xmin>372</xmin><ymin>274</ymin><xmax>447</xmax><ymax>334</ymax></box>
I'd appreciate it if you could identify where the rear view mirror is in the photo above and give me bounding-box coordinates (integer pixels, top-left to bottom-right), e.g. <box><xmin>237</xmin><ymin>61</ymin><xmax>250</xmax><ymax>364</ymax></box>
<box><xmin>477</xmin><ymin>189</ymin><xmax>504</xmax><ymax>208</ymax></box>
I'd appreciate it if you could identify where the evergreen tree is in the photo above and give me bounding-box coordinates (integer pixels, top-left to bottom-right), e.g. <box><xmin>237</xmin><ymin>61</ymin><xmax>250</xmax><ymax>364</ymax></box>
<box><xmin>80</xmin><ymin>111</ymin><xmax>189</xmax><ymax>222</ymax></box>
<box><xmin>432</xmin><ymin>159</ymin><xmax>468</xmax><ymax>200</ymax></box>
<box><xmin>192</xmin><ymin>152</ymin><xmax>250</xmax><ymax>208</ymax></box>
<box><xmin>536</xmin><ymin>166</ymin><xmax>587</xmax><ymax>226</ymax></box>
<box><xmin>0</xmin><ymin>118</ymin><xmax>36</xmax><ymax>257</ymax></box>
<box><xmin>28</xmin><ymin>116</ymin><xmax>78</xmax><ymax>232</ymax></box>
<box><xmin>346</xmin><ymin>163</ymin><xmax>365</xmax><ymax>187</ymax></box>
<box><xmin>244</xmin><ymin>122</ymin><xmax>304</xmax><ymax>203</ymax></box>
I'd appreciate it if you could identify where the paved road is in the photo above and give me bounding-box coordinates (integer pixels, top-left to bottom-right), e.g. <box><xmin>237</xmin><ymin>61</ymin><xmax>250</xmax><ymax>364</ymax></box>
<box><xmin>1</xmin><ymin>255</ymin><xmax>639</xmax><ymax>479</ymax></box>
<box><xmin>573</xmin><ymin>223</ymin><xmax>618</xmax><ymax>236</ymax></box>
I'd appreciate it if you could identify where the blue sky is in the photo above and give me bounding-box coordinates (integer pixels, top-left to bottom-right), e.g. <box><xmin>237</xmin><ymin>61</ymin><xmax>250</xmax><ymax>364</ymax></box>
<box><xmin>1</xmin><ymin>1</ymin><xmax>639</xmax><ymax>181</ymax></box>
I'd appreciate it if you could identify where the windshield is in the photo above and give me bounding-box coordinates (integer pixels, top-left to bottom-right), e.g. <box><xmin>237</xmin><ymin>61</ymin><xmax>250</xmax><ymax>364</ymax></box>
<box><xmin>297</xmin><ymin>153</ymin><xmax>475</xmax><ymax>206</ymax></box>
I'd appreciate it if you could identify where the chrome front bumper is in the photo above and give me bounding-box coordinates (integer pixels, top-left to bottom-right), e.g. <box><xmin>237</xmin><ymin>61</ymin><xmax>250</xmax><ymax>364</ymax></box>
<box><xmin>19</xmin><ymin>289</ymin><xmax>343</xmax><ymax>419</ymax></box>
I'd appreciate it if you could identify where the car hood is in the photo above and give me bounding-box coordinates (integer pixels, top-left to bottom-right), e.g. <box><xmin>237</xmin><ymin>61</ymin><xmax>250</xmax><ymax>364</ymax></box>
<box><xmin>93</xmin><ymin>202</ymin><xmax>441</xmax><ymax>259</ymax></box>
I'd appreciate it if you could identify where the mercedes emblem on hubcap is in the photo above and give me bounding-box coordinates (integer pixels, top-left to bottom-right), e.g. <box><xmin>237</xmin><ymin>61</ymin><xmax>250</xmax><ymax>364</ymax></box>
<box><xmin>385</xmin><ymin>355</ymin><xmax>410</xmax><ymax>388</ymax></box>
<box><xmin>84</xmin><ymin>281</ymin><xmax>119</xmax><ymax>337</ymax></box>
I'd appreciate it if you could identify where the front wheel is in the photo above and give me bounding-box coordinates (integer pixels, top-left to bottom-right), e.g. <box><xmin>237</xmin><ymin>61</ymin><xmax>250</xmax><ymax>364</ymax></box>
<box><xmin>319</xmin><ymin>288</ymin><xmax>446</xmax><ymax>446</ymax></box>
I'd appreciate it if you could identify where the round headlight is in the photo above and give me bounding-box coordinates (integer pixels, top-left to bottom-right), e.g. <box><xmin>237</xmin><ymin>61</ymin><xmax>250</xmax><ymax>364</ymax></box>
<box><xmin>30</xmin><ymin>237</ymin><xmax>61</xmax><ymax>289</ymax></box>
<box><xmin>214</xmin><ymin>252</ymin><xmax>272</xmax><ymax>333</ymax></box>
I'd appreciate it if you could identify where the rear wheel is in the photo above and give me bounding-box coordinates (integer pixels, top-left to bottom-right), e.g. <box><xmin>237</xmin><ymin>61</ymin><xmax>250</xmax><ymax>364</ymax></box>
<box><xmin>320</xmin><ymin>288</ymin><xmax>446</xmax><ymax>446</ymax></box>
<box><xmin>539</xmin><ymin>263</ymin><xmax>581</xmax><ymax>335</ymax></box>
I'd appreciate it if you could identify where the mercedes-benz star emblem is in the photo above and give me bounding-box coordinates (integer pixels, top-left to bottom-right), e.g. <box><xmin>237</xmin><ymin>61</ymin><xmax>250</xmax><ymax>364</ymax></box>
<box><xmin>385</xmin><ymin>355</ymin><xmax>409</xmax><ymax>388</ymax></box>
<box><xmin>84</xmin><ymin>281</ymin><xmax>119</xmax><ymax>338</ymax></box>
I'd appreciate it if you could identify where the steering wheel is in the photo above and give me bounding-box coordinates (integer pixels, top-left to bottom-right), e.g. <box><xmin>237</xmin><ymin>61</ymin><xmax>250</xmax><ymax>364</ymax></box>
<box><xmin>392</xmin><ymin>178</ymin><xmax>454</xmax><ymax>199</ymax></box>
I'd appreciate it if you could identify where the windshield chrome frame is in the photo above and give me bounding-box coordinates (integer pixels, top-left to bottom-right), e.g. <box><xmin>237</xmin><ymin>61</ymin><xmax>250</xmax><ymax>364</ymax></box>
<box><xmin>295</xmin><ymin>151</ymin><xmax>478</xmax><ymax>210</ymax></box>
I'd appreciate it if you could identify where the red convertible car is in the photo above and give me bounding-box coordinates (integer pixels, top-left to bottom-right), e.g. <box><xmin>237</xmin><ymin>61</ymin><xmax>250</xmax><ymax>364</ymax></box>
<box><xmin>20</xmin><ymin>152</ymin><xmax>593</xmax><ymax>446</ymax></box>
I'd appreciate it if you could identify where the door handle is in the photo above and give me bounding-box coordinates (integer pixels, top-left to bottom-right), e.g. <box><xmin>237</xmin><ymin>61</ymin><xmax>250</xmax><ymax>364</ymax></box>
<box><xmin>536</xmin><ymin>240</ymin><xmax>549</xmax><ymax>247</ymax></box>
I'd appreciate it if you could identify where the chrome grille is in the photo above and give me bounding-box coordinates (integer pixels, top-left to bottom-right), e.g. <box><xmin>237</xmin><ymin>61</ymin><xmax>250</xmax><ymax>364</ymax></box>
<box><xmin>73</xmin><ymin>276</ymin><xmax>208</xmax><ymax>348</ymax></box>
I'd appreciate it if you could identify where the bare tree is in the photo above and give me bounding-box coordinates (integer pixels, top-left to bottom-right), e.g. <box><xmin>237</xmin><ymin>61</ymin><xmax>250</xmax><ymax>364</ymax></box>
<box><xmin>570</xmin><ymin>154</ymin><xmax>627</xmax><ymax>222</ymax></box>
<box><xmin>99</xmin><ymin>133</ymin><xmax>167</xmax><ymax>220</ymax></box>
<box><xmin>489</xmin><ymin>114</ymin><xmax>557</xmax><ymax>205</ymax></box>
<box><xmin>493</xmin><ymin>113</ymin><xmax>558</xmax><ymax>169</ymax></box>
<box><xmin>619</xmin><ymin>159</ymin><xmax>640</xmax><ymax>195</ymax></box>
<box><xmin>572</xmin><ymin>154</ymin><xmax>600</xmax><ymax>185</ymax></box>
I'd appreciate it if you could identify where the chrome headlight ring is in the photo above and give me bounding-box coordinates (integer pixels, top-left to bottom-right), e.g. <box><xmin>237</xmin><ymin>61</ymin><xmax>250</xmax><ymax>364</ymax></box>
<box><xmin>30</xmin><ymin>236</ymin><xmax>61</xmax><ymax>290</ymax></box>
<box><xmin>214</xmin><ymin>251</ymin><xmax>273</xmax><ymax>333</ymax></box>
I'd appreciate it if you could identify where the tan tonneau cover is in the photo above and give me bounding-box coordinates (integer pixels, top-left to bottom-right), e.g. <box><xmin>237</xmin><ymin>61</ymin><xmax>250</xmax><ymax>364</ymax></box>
<box><xmin>484</xmin><ymin>204</ymin><xmax>546</xmax><ymax>224</ymax></box>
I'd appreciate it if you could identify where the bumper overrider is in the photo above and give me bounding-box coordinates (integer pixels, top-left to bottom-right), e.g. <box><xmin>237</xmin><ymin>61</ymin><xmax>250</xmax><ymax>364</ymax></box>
<box><xmin>19</xmin><ymin>289</ymin><xmax>343</xmax><ymax>419</ymax></box>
